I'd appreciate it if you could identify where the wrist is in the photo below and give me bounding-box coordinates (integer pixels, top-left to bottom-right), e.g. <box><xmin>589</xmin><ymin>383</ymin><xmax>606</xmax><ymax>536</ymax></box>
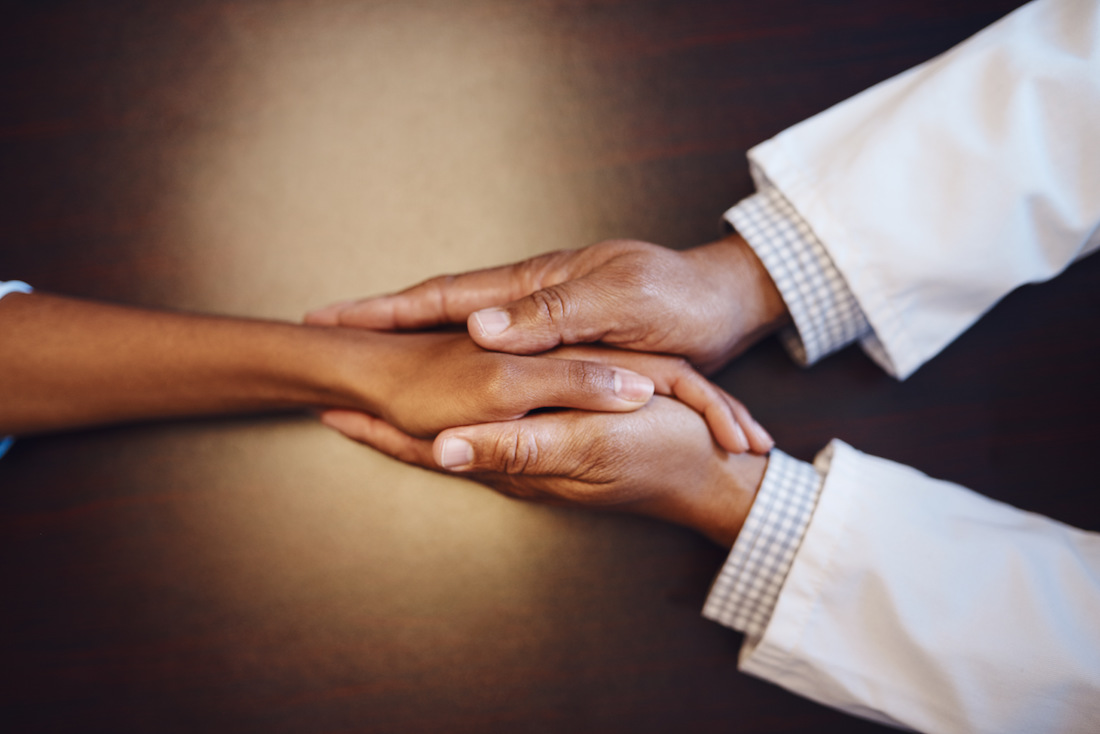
<box><xmin>637</xmin><ymin>448</ymin><xmax>768</xmax><ymax>548</ymax></box>
<box><xmin>683</xmin><ymin>233</ymin><xmax>791</xmax><ymax>370</ymax></box>
<box><xmin>184</xmin><ymin>318</ymin><xmax>363</xmax><ymax>413</ymax></box>
<box><xmin>291</xmin><ymin>326</ymin><xmax>393</xmax><ymax>414</ymax></box>
<box><xmin>694</xmin><ymin>451</ymin><xmax>769</xmax><ymax>547</ymax></box>
<box><xmin>722</xmin><ymin>232</ymin><xmax>790</xmax><ymax>339</ymax></box>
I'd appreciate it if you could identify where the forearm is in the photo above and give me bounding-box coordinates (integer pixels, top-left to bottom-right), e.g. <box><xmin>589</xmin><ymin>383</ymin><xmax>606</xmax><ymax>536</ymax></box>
<box><xmin>0</xmin><ymin>292</ymin><xmax>365</xmax><ymax>435</ymax></box>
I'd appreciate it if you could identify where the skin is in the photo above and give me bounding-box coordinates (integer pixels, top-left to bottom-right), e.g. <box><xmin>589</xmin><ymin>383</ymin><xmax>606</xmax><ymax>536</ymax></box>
<box><xmin>306</xmin><ymin>232</ymin><xmax>790</xmax><ymax>375</ymax></box>
<box><xmin>321</xmin><ymin>396</ymin><xmax>769</xmax><ymax>548</ymax></box>
<box><xmin>0</xmin><ymin>291</ymin><xmax>763</xmax><ymax>453</ymax></box>
<box><xmin>307</xmin><ymin>232</ymin><xmax>790</xmax><ymax>545</ymax></box>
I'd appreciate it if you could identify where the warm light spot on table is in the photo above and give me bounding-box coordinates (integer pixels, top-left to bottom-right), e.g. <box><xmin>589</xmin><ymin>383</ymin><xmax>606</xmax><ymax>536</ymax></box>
<box><xmin>164</xmin><ymin>3</ymin><xmax>597</xmax><ymax>319</ymax></box>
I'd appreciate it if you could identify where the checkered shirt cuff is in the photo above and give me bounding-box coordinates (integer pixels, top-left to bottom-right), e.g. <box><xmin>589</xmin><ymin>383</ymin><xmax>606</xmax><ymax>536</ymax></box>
<box><xmin>702</xmin><ymin>450</ymin><xmax>823</xmax><ymax>639</ymax></box>
<box><xmin>724</xmin><ymin>182</ymin><xmax>871</xmax><ymax>366</ymax></box>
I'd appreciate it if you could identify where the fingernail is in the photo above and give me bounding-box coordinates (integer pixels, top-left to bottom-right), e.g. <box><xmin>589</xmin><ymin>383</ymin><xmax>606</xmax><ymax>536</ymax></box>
<box><xmin>472</xmin><ymin>308</ymin><xmax>510</xmax><ymax>337</ymax></box>
<box><xmin>439</xmin><ymin>437</ymin><xmax>474</xmax><ymax>469</ymax></box>
<box><xmin>745</xmin><ymin>418</ymin><xmax>774</xmax><ymax>449</ymax></box>
<box><xmin>613</xmin><ymin>370</ymin><xmax>654</xmax><ymax>402</ymax></box>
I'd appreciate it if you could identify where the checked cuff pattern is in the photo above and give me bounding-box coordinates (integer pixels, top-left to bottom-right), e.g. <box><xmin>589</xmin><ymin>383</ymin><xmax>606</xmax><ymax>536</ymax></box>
<box><xmin>725</xmin><ymin>181</ymin><xmax>872</xmax><ymax>366</ymax></box>
<box><xmin>703</xmin><ymin>450</ymin><xmax>823</xmax><ymax>639</ymax></box>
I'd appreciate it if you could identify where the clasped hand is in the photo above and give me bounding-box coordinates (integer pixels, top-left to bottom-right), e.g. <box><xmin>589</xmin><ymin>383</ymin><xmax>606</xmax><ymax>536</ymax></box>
<box><xmin>309</xmin><ymin>233</ymin><xmax>788</xmax><ymax>545</ymax></box>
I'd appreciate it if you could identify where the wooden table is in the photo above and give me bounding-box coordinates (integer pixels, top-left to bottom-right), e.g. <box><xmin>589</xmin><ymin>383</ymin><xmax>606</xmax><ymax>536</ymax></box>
<box><xmin>4</xmin><ymin>1</ymin><xmax>1095</xmax><ymax>731</ymax></box>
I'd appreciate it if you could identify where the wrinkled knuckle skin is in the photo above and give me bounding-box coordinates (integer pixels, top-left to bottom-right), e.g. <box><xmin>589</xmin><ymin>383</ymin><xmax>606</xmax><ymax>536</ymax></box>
<box><xmin>529</xmin><ymin>286</ymin><xmax>570</xmax><ymax>329</ymax></box>
<box><xmin>491</xmin><ymin>426</ymin><xmax>541</xmax><ymax>475</ymax></box>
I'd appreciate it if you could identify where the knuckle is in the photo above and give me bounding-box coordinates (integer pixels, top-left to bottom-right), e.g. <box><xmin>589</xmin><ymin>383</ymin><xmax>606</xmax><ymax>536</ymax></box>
<box><xmin>565</xmin><ymin>359</ymin><xmax>611</xmax><ymax>396</ymax></box>
<box><xmin>397</xmin><ymin>443</ymin><xmax>429</xmax><ymax>466</ymax></box>
<box><xmin>478</xmin><ymin>360</ymin><xmax>513</xmax><ymax>402</ymax></box>
<box><xmin>489</xmin><ymin>425</ymin><xmax>542</xmax><ymax>475</ymax></box>
<box><xmin>631</xmin><ymin>267</ymin><xmax>669</xmax><ymax>304</ymax></box>
<box><xmin>408</xmin><ymin>273</ymin><xmax>448</xmax><ymax>298</ymax></box>
<box><xmin>516</xmin><ymin>251</ymin><xmax>569</xmax><ymax>290</ymax></box>
<box><xmin>475</xmin><ymin>361</ymin><xmax>529</xmax><ymax>420</ymax></box>
<box><xmin>423</xmin><ymin>275</ymin><xmax>455</xmax><ymax>316</ymax></box>
<box><xmin>668</xmin><ymin>356</ymin><xmax>692</xmax><ymax>374</ymax></box>
<box><xmin>529</xmin><ymin>286</ymin><xmax>571</xmax><ymax>328</ymax></box>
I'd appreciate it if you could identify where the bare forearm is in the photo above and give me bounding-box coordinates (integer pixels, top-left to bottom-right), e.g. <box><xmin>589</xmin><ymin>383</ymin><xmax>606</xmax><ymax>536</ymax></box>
<box><xmin>0</xmin><ymin>291</ymin><xmax>689</xmax><ymax>440</ymax></box>
<box><xmin>0</xmin><ymin>292</ymin><xmax>360</xmax><ymax>435</ymax></box>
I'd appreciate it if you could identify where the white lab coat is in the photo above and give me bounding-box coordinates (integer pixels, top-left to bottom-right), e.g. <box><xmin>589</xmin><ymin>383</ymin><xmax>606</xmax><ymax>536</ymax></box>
<box><xmin>754</xmin><ymin>0</ymin><xmax>1100</xmax><ymax>381</ymax></box>
<box><xmin>743</xmin><ymin>0</ymin><xmax>1100</xmax><ymax>731</ymax></box>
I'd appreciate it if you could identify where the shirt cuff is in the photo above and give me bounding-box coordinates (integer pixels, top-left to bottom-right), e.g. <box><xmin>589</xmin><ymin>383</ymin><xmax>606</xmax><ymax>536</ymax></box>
<box><xmin>724</xmin><ymin>175</ymin><xmax>872</xmax><ymax>366</ymax></box>
<box><xmin>0</xmin><ymin>280</ymin><xmax>33</xmax><ymax>300</ymax></box>
<box><xmin>0</xmin><ymin>280</ymin><xmax>33</xmax><ymax>459</ymax></box>
<box><xmin>702</xmin><ymin>449</ymin><xmax>824</xmax><ymax>639</ymax></box>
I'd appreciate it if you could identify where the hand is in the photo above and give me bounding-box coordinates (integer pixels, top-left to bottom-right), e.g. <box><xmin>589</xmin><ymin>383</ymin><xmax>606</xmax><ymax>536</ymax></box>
<box><xmin>332</xmin><ymin>330</ymin><xmax>773</xmax><ymax>453</ymax></box>
<box><xmin>306</xmin><ymin>233</ymin><xmax>791</xmax><ymax>374</ymax></box>
<box><xmin>320</xmin><ymin>396</ymin><xmax>770</xmax><ymax>547</ymax></box>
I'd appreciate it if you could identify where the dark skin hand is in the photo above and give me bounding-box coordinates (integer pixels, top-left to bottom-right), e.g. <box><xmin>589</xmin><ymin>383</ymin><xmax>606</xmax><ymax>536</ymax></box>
<box><xmin>305</xmin><ymin>231</ymin><xmax>786</xmax><ymax>543</ymax></box>
<box><xmin>321</xmin><ymin>395</ymin><xmax>769</xmax><ymax>548</ymax></box>
<box><xmin>332</xmin><ymin>333</ymin><xmax>773</xmax><ymax>450</ymax></box>
<box><xmin>307</xmin><ymin>232</ymin><xmax>791</xmax><ymax>375</ymax></box>
<box><xmin>0</xmin><ymin>291</ymin><xmax>767</xmax><ymax>454</ymax></box>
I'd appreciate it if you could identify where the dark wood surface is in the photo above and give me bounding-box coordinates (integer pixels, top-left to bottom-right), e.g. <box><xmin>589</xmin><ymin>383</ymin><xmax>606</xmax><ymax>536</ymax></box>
<box><xmin>4</xmin><ymin>1</ymin><xmax>1096</xmax><ymax>732</ymax></box>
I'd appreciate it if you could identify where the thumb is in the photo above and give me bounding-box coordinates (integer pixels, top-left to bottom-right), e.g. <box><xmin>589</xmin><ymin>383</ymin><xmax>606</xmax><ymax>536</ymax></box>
<box><xmin>467</xmin><ymin>277</ymin><xmax>625</xmax><ymax>355</ymax></box>
<box><xmin>433</xmin><ymin>415</ymin><xmax>589</xmax><ymax>476</ymax></box>
<box><xmin>430</xmin><ymin>409</ymin><xmax>642</xmax><ymax>508</ymax></box>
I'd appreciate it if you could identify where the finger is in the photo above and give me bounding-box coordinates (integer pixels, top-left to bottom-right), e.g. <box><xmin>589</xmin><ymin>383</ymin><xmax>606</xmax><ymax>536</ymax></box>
<box><xmin>667</xmin><ymin>373</ymin><xmax>749</xmax><ymax>454</ymax></box>
<box><xmin>433</xmin><ymin>415</ymin><xmax>590</xmax><ymax>477</ymax></box>
<box><xmin>304</xmin><ymin>255</ymin><xmax>570</xmax><ymax>331</ymax></box>
<box><xmin>467</xmin><ymin>273</ymin><xmax>633</xmax><ymax>355</ymax></box>
<box><xmin>493</xmin><ymin>359</ymin><xmax>655</xmax><ymax>418</ymax></box>
<box><xmin>303</xmin><ymin>300</ymin><xmax>356</xmax><ymax>326</ymax></box>
<box><xmin>720</xmin><ymin>394</ymin><xmax>774</xmax><ymax>454</ymax></box>
<box><xmin>544</xmin><ymin>346</ymin><xmax>750</xmax><ymax>454</ymax></box>
<box><xmin>319</xmin><ymin>409</ymin><xmax>437</xmax><ymax>468</ymax></box>
<box><xmin>431</xmin><ymin>415</ymin><xmax>627</xmax><ymax>506</ymax></box>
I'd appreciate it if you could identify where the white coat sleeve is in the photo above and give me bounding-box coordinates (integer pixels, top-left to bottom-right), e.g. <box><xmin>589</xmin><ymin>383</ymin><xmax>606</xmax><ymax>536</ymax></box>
<box><xmin>740</xmin><ymin>442</ymin><xmax>1100</xmax><ymax>734</ymax></box>
<box><xmin>749</xmin><ymin>0</ymin><xmax>1100</xmax><ymax>379</ymax></box>
<box><xmin>726</xmin><ymin>2</ymin><xmax>1100</xmax><ymax>730</ymax></box>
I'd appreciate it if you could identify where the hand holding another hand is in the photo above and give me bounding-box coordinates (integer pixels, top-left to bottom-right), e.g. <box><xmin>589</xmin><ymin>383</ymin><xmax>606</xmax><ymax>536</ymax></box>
<box><xmin>307</xmin><ymin>233</ymin><xmax>790</xmax><ymax>375</ymax></box>
<box><xmin>330</xmin><ymin>330</ymin><xmax>772</xmax><ymax>453</ymax></box>
<box><xmin>308</xmin><ymin>231</ymin><xmax>783</xmax><ymax>544</ymax></box>
<box><xmin>322</xmin><ymin>395</ymin><xmax>769</xmax><ymax>548</ymax></box>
